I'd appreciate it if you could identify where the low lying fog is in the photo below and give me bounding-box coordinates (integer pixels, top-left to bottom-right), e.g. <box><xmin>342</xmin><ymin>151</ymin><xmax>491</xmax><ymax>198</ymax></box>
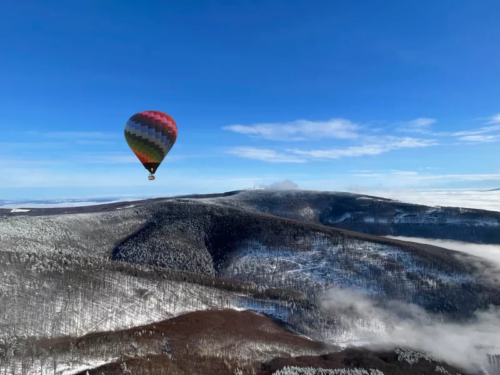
<box><xmin>358</xmin><ymin>189</ymin><xmax>500</xmax><ymax>212</ymax></box>
<box><xmin>321</xmin><ymin>288</ymin><xmax>500</xmax><ymax>374</ymax></box>
<box><xmin>0</xmin><ymin>197</ymin><xmax>151</xmax><ymax>209</ymax></box>
<box><xmin>386</xmin><ymin>236</ymin><xmax>500</xmax><ymax>267</ymax></box>
<box><xmin>321</xmin><ymin>235</ymin><xmax>500</xmax><ymax>373</ymax></box>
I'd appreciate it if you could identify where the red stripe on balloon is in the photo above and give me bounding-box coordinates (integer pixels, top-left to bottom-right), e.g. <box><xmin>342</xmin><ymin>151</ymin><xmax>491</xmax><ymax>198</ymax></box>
<box><xmin>132</xmin><ymin>149</ymin><xmax>156</xmax><ymax>164</ymax></box>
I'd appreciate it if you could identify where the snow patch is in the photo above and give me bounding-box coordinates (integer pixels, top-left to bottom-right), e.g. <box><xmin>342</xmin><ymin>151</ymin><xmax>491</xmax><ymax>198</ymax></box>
<box><xmin>116</xmin><ymin>204</ymin><xmax>136</xmax><ymax>210</ymax></box>
<box><xmin>221</xmin><ymin>239</ymin><xmax>470</xmax><ymax>308</ymax></box>
<box><xmin>392</xmin><ymin>212</ymin><xmax>499</xmax><ymax>226</ymax></box>
<box><xmin>325</xmin><ymin>212</ymin><xmax>352</xmax><ymax>223</ymax></box>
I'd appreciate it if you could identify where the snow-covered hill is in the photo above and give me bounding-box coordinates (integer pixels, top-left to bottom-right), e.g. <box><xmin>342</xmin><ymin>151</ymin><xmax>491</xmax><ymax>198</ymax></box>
<box><xmin>203</xmin><ymin>190</ymin><xmax>500</xmax><ymax>244</ymax></box>
<box><xmin>1</xmin><ymin>190</ymin><xmax>500</xmax><ymax>374</ymax></box>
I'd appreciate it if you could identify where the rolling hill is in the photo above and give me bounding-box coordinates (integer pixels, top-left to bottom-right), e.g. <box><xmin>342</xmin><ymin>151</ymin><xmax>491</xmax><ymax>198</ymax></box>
<box><xmin>0</xmin><ymin>189</ymin><xmax>499</xmax><ymax>374</ymax></box>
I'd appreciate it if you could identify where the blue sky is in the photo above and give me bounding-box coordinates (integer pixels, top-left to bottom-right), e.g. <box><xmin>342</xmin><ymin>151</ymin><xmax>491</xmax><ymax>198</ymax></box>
<box><xmin>1</xmin><ymin>0</ymin><xmax>500</xmax><ymax>199</ymax></box>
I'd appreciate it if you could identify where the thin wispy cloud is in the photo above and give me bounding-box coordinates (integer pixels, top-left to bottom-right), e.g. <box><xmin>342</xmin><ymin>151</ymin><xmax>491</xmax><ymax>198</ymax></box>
<box><xmin>429</xmin><ymin>174</ymin><xmax>500</xmax><ymax>181</ymax></box>
<box><xmin>42</xmin><ymin>131</ymin><xmax>119</xmax><ymax>139</ymax></box>
<box><xmin>224</xmin><ymin>114</ymin><xmax>440</xmax><ymax>163</ymax></box>
<box><xmin>350</xmin><ymin>169</ymin><xmax>422</xmax><ymax>176</ymax></box>
<box><xmin>288</xmin><ymin>137</ymin><xmax>436</xmax><ymax>161</ymax></box>
<box><xmin>0</xmin><ymin>142</ymin><xmax>64</xmax><ymax>149</ymax></box>
<box><xmin>397</xmin><ymin>117</ymin><xmax>436</xmax><ymax>133</ymax></box>
<box><xmin>82</xmin><ymin>153</ymin><xmax>139</xmax><ymax>164</ymax></box>
<box><xmin>0</xmin><ymin>158</ymin><xmax>67</xmax><ymax>166</ymax></box>
<box><xmin>408</xmin><ymin>118</ymin><xmax>436</xmax><ymax>128</ymax></box>
<box><xmin>288</xmin><ymin>145</ymin><xmax>391</xmax><ymax>159</ymax></box>
<box><xmin>444</xmin><ymin>113</ymin><xmax>500</xmax><ymax>143</ymax></box>
<box><xmin>353</xmin><ymin>170</ymin><xmax>500</xmax><ymax>182</ymax></box>
<box><xmin>394</xmin><ymin>114</ymin><xmax>500</xmax><ymax>144</ymax></box>
<box><xmin>222</xmin><ymin>118</ymin><xmax>359</xmax><ymax>141</ymax></box>
<box><xmin>75</xmin><ymin>140</ymin><xmax>117</xmax><ymax>145</ymax></box>
<box><xmin>23</xmin><ymin>131</ymin><xmax>119</xmax><ymax>139</ymax></box>
<box><xmin>388</xmin><ymin>170</ymin><xmax>419</xmax><ymax>175</ymax></box>
<box><xmin>457</xmin><ymin>134</ymin><xmax>500</xmax><ymax>143</ymax></box>
<box><xmin>83</xmin><ymin>153</ymin><xmax>198</xmax><ymax>164</ymax></box>
<box><xmin>485</xmin><ymin>113</ymin><xmax>500</xmax><ymax>125</ymax></box>
<box><xmin>223</xmin><ymin>114</ymin><xmax>500</xmax><ymax>149</ymax></box>
<box><xmin>452</xmin><ymin>125</ymin><xmax>500</xmax><ymax>137</ymax></box>
<box><xmin>226</xmin><ymin>147</ymin><xmax>307</xmax><ymax>163</ymax></box>
<box><xmin>226</xmin><ymin>137</ymin><xmax>436</xmax><ymax>162</ymax></box>
<box><xmin>72</xmin><ymin>152</ymin><xmax>199</xmax><ymax>164</ymax></box>
<box><xmin>0</xmin><ymin>166</ymin><xmax>282</xmax><ymax>191</ymax></box>
<box><xmin>287</xmin><ymin>139</ymin><xmax>435</xmax><ymax>159</ymax></box>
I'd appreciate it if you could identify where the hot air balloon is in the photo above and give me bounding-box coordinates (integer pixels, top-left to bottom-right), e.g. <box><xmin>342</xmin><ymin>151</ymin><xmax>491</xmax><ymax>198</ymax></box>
<box><xmin>124</xmin><ymin>110</ymin><xmax>178</xmax><ymax>180</ymax></box>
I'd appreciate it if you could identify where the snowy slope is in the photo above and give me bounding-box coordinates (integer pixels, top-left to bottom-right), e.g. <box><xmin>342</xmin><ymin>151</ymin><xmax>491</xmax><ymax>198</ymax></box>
<box><xmin>206</xmin><ymin>190</ymin><xmax>500</xmax><ymax>244</ymax></box>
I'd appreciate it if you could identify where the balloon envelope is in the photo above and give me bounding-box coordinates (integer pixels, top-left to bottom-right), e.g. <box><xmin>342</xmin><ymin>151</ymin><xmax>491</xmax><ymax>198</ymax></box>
<box><xmin>124</xmin><ymin>110</ymin><xmax>178</xmax><ymax>175</ymax></box>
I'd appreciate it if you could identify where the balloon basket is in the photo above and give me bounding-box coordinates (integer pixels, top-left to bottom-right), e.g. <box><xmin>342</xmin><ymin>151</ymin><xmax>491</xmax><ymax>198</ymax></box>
<box><xmin>148</xmin><ymin>174</ymin><xmax>155</xmax><ymax>181</ymax></box>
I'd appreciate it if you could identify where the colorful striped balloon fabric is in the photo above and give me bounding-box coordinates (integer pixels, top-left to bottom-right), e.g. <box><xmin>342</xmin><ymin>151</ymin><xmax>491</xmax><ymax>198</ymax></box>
<box><xmin>124</xmin><ymin>110</ymin><xmax>178</xmax><ymax>175</ymax></box>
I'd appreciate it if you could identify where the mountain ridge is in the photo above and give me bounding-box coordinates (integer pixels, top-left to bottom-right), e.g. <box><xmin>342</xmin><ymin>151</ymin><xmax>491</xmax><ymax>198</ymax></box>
<box><xmin>1</xmin><ymin>189</ymin><xmax>499</xmax><ymax>374</ymax></box>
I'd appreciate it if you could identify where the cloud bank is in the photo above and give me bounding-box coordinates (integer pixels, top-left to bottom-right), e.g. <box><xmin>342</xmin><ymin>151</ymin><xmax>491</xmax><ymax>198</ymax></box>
<box><xmin>386</xmin><ymin>236</ymin><xmax>500</xmax><ymax>268</ymax></box>
<box><xmin>261</xmin><ymin>179</ymin><xmax>299</xmax><ymax>190</ymax></box>
<box><xmin>351</xmin><ymin>189</ymin><xmax>500</xmax><ymax>211</ymax></box>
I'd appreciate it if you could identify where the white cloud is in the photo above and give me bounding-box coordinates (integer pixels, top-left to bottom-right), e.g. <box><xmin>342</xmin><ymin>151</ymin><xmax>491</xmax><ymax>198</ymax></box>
<box><xmin>345</xmin><ymin>188</ymin><xmax>500</xmax><ymax>211</ymax></box>
<box><xmin>0</xmin><ymin>142</ymin><xmax>64</xmax><ymax>149</ymax></box>
<box><xmin>397</xmin><ymin>118</ymin><xmax>436</xmax><ymax>133</ymax></box>
<box><xmin>75</xmin><ymin>140</ymin><xmax>117</xmax><ymax>145</ymax></box>
<box><xmin>47</xmin><ymin>131</ymin><xmax>119</xmax><ymax>139</ymax></box>
<box><xmin>388</xmin><ymin>170</ymin><xmax>419</xmax><ymax>175</ymax></box>
<box><xmin>261</xmin><ymin>179</ymin><xmax>299</xmax><ymax>190</ymax></box>
<box><xmin>26</xmin><ymin>131</ymin><xmax>119</xmax><ymax>139</ymax></box>
<box><xmin>82</xmin><ymin>153</ymin><xmax>139</xmax><ymax>164</ymax></box>
<box><xmin>447</xmin><ymin>113</ymin><xmax>500</xmax><ymax>139</ymax></box>
<box><xmin>351</xmin><ymin>169</ymin><xmax>420</xmax><ymax>175</ymax></box>
<box><xmin>222</xmin><ymin>118</ymin><xmax>359</xmax><ymax>141</ymax></box>
<box><xmin>407</xmin><ymin>118</ymin><xmax>436</xmax><ymax>128</ymax></box>
<box><xmin>0</xmin><ymin>165</ymin><xmax>282</xmax><ymax>191</ymax></box>
<box><xmin>457</xmin><ymin>134</ymin><xmax>500</xmax><ymax>142</ymax></box>
<box><xmin>226</xmin><ymin>137</ymin><xmax>436</xmax><ymax>163</ymax></box>
<box><xmin>485</xmin><ymin>113</ymin><xmax>500</xmax><ymax>124</ymax></box>
<box><xmin>452</xmin><ymin>125</ymin><xmax>500</xmax><ymax>137</ymax></box>
<box><xmin>0</xmin><ymin>152</ymin><xmax>197</xmax><ymax>168</ymax></box>
<box><xmin>81</xmin><ymin>152</ymin><xmax>203</xmax><ymax>164</ymax></box>
<box><xmin>396</xmin><ymin>114</ymin><xmax>500</xmax><ymax>142</ymax></box>
<box><xmin>226</xmin><ymin>147</ymin><xmax>307</xmax><ymax>163</ymax></box>
<box><xmin>354</xmin><ymin>171</ymin><xmax>500</xmax><ymax>182</ymax></box>
<box><xmin>321</xmin><ymin>288</ymin><xmax>500</xmax><ymax>372</ymax></box>
<box><xmin>418</xmin><ymin>174</ymin><xmax>500</xmax><ymax>182</ymax></box>
<box><xmin>287</xmin><ymin>137</ymin><xmax>437</xmax><ymax>160</ymax></box>
<box><xmin>0</xmin><ymin>198</ymin><xmax>145</xmax><ymax>209</ymax></box>
<box><xmin>351</xmin><ymin>170</ymin><xmax>421</xmax><ymax>177</ymax></box>
<box><xmin>0</xmin><ymin>158</ymin><xmax>66</xmax><ymax>166</ymax></box>
<box><xmin>385</xmin><ymin>236</ymin><xmax>500</xmax><ymax>267</ymax></box>
<box><xmin>289</xmin><ymin>145</ymin><xmax>387</xmax><ymax>159</ymax></box>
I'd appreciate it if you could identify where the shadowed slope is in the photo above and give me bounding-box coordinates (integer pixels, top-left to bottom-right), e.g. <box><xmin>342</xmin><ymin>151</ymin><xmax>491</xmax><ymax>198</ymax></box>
<box><xmin>202</xmin><ymin>189</ymin><xmax>500</xmax><ymax>245</ymax></box>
